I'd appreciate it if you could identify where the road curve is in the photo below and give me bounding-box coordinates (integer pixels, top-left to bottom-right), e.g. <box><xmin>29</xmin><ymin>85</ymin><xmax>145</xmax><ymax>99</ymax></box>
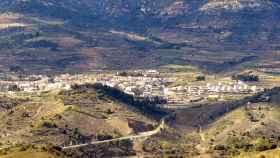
<box><xmin>62</xmin><ymin>118</ymin><xmax>166</xmax><ymax>150</ymax></box>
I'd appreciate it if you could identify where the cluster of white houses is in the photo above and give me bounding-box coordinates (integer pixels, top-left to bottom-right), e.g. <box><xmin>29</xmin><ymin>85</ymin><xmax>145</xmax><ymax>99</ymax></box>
<box><xmin>161</xmin><ymin>81</ymin><xmax>261</xmax><ymax>104</ymax></box>
<box><xmin>0</xmin><ymin>71</ymin><xmax>262</xmax><ymax>105</ymax></box>
<box><xmin>97</xmin><ymin>74</ymin><xmax>262</xmax><ymax>104</ymax></box>
<box><xmin>97</xmin><ymin>76</ymin><xmax>173</xmax><ymax>97</ymax></box>
<box><xmin>163</xmin><ymin>81</ymin><xmax>259</xmax><ymax>96</ymax></box>
<box><xmin>0</xmin><ymin>71</ymin><xmax>167</xmax><ymax>95</ymax></box>
<box><xmin>0</xmin><ymin>74</ymin><xmax>97</xmax><ymax>93</ymax></box>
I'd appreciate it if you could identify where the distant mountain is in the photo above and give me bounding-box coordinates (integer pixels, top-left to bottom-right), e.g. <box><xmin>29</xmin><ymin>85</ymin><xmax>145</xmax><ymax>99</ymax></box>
<box><xmin>0</xmin><ymin>0</ymin><xmax>279</xmax><ymax>74</ymax></box>
<box><xmin>200</xmin><ymin>0</ymin><xmax>279</xmax><ymax>12</ymax></box>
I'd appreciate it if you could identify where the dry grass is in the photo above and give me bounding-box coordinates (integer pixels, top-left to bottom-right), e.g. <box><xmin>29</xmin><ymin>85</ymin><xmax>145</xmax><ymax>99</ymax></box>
<box><xmin>0</xmin><ymin>150</ymin><xmax>57</xmax><ymax>158</ymax></box>
<box><xmin>204</xmin><ymin>107</ymin><xmax>247</xmax><ymax>144</ymax></box>
<box><xmin>235</xmin><ymin>148</ymin><xmax>280</xmax><ymax>158</ymax></box>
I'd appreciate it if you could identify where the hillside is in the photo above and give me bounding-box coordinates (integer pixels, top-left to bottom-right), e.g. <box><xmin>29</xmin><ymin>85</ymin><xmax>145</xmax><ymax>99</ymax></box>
<box><xmin>202</xmin><ymin>104</ymin><xmax>280</xmax><ymax>157</ymax></box>
<box><xmin>158</xmin><ymin>87</ymin><xmax>280</xmax><ymax>157</ymax></box>
<box><xmin>1</xmin><ymin>84</ymin><xmax>280</xmax><ymax>157</ymax></box>
<box><xmin>0</xmin><ymin>0</ymin><xmax>278</xmax><ymax>74</ymax></box>
<box><xmin>0</xmin><ymin>84</ymin><xmax>159</xmax><ymax>157</ymax></box>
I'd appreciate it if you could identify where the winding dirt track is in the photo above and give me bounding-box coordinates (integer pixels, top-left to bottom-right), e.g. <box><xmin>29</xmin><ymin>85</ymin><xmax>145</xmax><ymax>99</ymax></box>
<box><xmin>62</xmin><ymin>117</ymin><xmax>167</xmax><ymax>150</ymax></box>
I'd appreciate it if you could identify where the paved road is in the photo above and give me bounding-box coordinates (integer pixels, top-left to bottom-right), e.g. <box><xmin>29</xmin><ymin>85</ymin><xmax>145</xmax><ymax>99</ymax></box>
<box><xmin>156</xmin><ymin>103</ymin><xmax>202</xmax><ymax>110</ymax></box>
<box><xmin>62</xmin><ymin>118</ymin><xmax>166</xmax><ymax>150</ymax></box>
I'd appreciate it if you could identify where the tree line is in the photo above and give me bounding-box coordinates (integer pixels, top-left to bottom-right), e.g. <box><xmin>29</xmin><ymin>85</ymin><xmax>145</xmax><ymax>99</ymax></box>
<box><xmin>71</xmin><ymin>83</ymin><xmax>168</xmax><ymax>119</ymax></box>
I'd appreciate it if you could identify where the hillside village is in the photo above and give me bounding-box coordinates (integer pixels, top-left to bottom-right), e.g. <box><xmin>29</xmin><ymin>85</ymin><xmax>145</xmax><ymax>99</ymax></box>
<box><xmin>0</xmin><ymin>70</ymin><xmax>263</xmax><ymax>105</ymax></box>
<box><xmin>0</xmin><ymin>74</ymin><xmax>96</xmax><ymax>93</ymax></box>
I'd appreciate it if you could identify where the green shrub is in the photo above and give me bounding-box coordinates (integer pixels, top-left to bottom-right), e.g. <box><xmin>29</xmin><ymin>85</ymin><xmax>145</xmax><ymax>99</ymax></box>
<box><xmin>196</xmin><ymin>75</ymin><xmax>206</xmax><ymax>81</ymax></box>
<box><xmin>254</xmin><ymin>139</ymin><xmax>277</xmax><ymax>152</ymax></box>
<box><xmin>41</xmin><ymin>120</ymin><xmax>57</xmax><ymax>128</ymax></box>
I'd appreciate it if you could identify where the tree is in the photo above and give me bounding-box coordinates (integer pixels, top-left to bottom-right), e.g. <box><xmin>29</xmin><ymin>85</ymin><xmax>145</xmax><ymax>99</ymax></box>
<box><xmin>232</xmin><ymin>74</ymin><xmax>259</xmax><ymax>82</ymax></box>
<box><xmin>196</xmin><ymin>75</ymin><xmax>206</xmax><ymax>81</ymax></box>
<box><xmin>8</xmin><ymin>85</ymin><xmax>20</xmax><ymax>91</ymax></box>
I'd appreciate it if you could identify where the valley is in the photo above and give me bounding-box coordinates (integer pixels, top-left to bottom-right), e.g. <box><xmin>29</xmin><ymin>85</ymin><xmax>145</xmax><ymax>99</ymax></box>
<box><xmin>0</xmin><ymin>0</ymin><xmax>279</xmax><ymax>157</ymax></box>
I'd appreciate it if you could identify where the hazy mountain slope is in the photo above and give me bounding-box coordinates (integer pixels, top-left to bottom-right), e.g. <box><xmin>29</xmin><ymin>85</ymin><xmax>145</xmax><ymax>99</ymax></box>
<box><xmin>0</xmin><ymin>0</ymin><xmax>279</xmax><ymax>74</ymax></box>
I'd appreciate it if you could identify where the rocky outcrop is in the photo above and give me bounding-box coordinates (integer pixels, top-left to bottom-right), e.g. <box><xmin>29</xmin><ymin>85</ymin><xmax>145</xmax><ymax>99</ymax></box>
<box><xmin>200</xmin><ymin>0</ymin><xmax>280</xmax><ymax>12</ymax></box>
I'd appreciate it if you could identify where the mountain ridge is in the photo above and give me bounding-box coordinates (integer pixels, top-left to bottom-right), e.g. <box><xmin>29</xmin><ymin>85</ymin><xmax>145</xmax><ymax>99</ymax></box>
<box><xmin>0</xmin><ymin>0</ymin><xmax>279</xmax><ymax>74</ymax></box>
